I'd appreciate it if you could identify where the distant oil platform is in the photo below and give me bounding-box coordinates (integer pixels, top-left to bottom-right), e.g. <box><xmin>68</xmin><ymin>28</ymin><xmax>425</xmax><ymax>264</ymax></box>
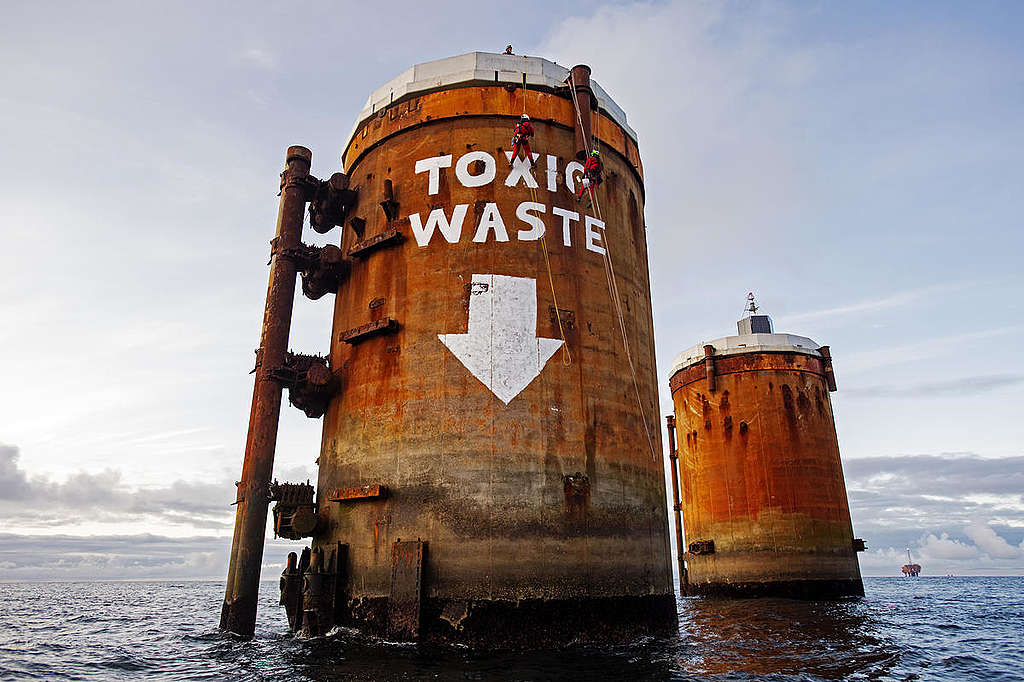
<box><xmin>902</xmin><ymin>549</ymin><xmax>922</xmax><ymax>577</ymax></box>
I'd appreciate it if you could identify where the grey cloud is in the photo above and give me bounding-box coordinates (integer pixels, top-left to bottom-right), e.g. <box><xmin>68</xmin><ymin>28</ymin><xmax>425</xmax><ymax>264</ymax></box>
<box><xmin>0</xmin><ymin>443</ymin><xmax>315</xmax><ymax>531</ymax></box>
<box><xmin>845</xmin><ymin>374</ymin><xmax>1024</xmax><ymax>399</ymax></box>
<box><xmin>0</xmin><ymin>533</ymin><xmax>298</xmax><ymax>581</ymax></box>
<box><xmin>844</xmin><ymin>453</ymin><xmax>1024</xmax><ymax>499</ymax></box>
<box><xmin>0</xmin><ymin>444</ymin><xmax>31</xmax><ymax>500</ymax></box>
<box><xmin>844</xmin><ymin>453</ymin><xmax>1024</xmax><ymax>575</ymax></box>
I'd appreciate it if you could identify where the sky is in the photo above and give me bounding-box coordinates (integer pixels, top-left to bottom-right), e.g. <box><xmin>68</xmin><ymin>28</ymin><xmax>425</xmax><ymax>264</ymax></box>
<box><xmin>1</xmin><ymin>0</ymin><xmax>1023</xmax><ymax>581</ymax></box>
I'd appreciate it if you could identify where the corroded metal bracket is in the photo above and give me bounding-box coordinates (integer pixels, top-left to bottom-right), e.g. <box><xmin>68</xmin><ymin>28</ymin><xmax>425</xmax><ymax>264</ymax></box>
<box><xmin>388</xmin><ymin>540</ymin><xmax>424</xmax><ymax>641</ymax></box>
<box><xmin>563</xmin><ymin>472</ymin><xmax>590</xmax><ymax>498</ymax></box>
<box><xmin>270</xmin><ymin>481</ymin><xmax>317</xmax><ymax>540</ymax></box>
<box><xmin>689</xmin><ymin>539</ymin><xmax>715</xmax><ymax>556</ymax></box>
<box><xmin>380</xmin><ymin>178</ymin><xmax>399</xmax><ymax>221</ymax></box>
<box><xmin>853</xmin><ymin>538</ymin><xmax>867</xmax><ymax>552</ymax></box>
<box><xmin>348</xmin><ymin>227</ymin><xmax>404</xmax><ymax>259</ymax></box>
<box><xmin>266</xmin><ymin>351</ymin><xmax>339</xmax><ymax>418</ymax></box>
<box><xmin>309</xmin><ymin>172</ymin><xmax>358</xmax><ymax>234</ymax></box>
<box><xmin>327</xmin><ymin>484</ymin><xmax>386</xmax><ymax>502</ymax></box>
<box><xmin>280</xmin><ymin>543</ymin><xmax>348</xmax><ymax>637</ymax></box>
<box><xmin>279</xmin><ymin>549</ymin><xmax>306</xmax><ymax>630</ymax></box>
<box><xmin>270</xmin><ymin>239</ymin><xmax>350</xmax><ymax>300</ymax></box>
<box><xmin>549</xmin><ymin>306</ymin><xmax>575</xmax><ymax>330</ymax></box>
<box><xmin>348</xmin><ymin>216</ymin><xmax>367</xmax><ymax>239</ymax></box>
<box><xmin>339</xmin><ymin>318</ymin><xmax>398</xmax><ymax>344</ymax></box>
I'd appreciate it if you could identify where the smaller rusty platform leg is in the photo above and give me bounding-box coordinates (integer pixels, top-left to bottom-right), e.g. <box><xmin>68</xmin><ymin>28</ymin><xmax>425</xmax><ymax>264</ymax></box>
<box><xmin>220</xmin><ymin>146</ymin><xmax>312</xmax><ymax>639</ymax></box>
<box><xmin>387</xmin><ymin>540</ymin><xmax>424</xmax><ymax>641</ymax></box>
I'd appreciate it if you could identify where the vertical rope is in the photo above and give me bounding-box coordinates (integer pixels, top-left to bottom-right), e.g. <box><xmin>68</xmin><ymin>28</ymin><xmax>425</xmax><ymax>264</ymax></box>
<box><xmin>522</xmin><ymin>61</ymin><xmax>571</xmax><ymax>365</ymax></box>
<box><xmin>568</xmin><ymin>71</ymin><xmax>657</xmax><ymax>462</ymax></box>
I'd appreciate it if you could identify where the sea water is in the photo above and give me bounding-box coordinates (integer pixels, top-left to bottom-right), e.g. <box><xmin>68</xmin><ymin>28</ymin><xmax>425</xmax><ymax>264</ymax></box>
<box><xmin>0</xmin><ymin>577</ymin><xmax>1021</xmax><ymax>680</ymax></box>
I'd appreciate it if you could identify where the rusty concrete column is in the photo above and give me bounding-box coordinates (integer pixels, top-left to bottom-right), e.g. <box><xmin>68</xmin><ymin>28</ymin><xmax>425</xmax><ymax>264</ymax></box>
<box><xmin>220</xmin><ymin>145</ymin><xmax>312</xmax><ymax>639</ymax></box>
<box><xmin>569</xmin><ymin>64</ymin><xmax>593</xmax><ymax>160</ymax></box>
<box><xmin>665</xmin><ymin>415</ymin><xmax>686</xmax><ymax>588</ymax></box>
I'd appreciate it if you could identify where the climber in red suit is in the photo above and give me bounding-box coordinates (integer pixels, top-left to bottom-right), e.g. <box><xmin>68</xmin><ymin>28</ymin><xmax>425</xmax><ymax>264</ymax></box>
<box><xmin>576</xmin><ymin>149</ymin><xmax>603</xmax><ymax>206</ymax></box>
<box><xmin>510</xmin><ymin>114</ymin><xmax>535</xmax><ymax>167</ymax></box>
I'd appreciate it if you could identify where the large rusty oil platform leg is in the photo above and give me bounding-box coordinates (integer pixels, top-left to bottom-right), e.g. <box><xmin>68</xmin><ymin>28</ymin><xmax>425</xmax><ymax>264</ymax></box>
<box><xmin>220</xmin><ymin>146</ymin><xmax>312</xmax><ymax>639</ymax></box>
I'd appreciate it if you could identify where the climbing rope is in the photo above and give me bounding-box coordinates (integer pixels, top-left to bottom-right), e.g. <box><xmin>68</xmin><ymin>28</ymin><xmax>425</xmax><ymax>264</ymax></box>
<box><xmin>522</xmin><ymin>61</ymin><xmax>571</xmax><ymax>366</ymax></box>
<box><xmin>567</xmin><ymin>71</ymin><xmax>657</xmax><ymax>461</ymax></box>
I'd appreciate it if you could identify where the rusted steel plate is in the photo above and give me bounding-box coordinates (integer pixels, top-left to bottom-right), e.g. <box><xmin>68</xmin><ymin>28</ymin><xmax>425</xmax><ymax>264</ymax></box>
<box><xmin>669</xmin><ymin>350</ymin><xmax>827</xmax><ymax>394</ymax></box>
<box><xmin>343</xmin><ymin>86</ymin><xmax>643</xmax><ymax>183</ymax></box>
<box><xmin>339</xmin><ymin>317</ymin><xmax>397</xmax><ymax>344</ymax></box>
<box><xmin>387</xmin><ymin>540</ymin><xmax>424</xmax><ymax>641</ymax></box>
<box><xmin>326</xmin><ymin>484</ymin><xmax>386</xmax><ymax>502</ymax></box>
<box><xmin>348</xmin><ymin>227</ymin><xmax>403</xmax><ymax>259</ymax></box>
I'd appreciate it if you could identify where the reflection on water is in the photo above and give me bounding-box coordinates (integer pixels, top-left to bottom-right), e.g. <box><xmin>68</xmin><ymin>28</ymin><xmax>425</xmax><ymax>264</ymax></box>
<box><xmin>676</xmin><ymin>596</ymin><xmax>898</xmax><ymax>679</ymax></box>
<box><xmin>0</xmin><ymin>578</ymin><xmax>1021</xmax><ymax>681</ymax></box>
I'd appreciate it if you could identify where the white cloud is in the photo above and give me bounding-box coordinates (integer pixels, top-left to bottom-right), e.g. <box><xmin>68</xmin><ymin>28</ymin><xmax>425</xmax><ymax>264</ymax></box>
<box><xmin>777</xmin><ymin>282</ymin><xmax>970</xmax><ymax>326</ymax></box>
<box><xmin>238</xmin><ymin>47</ymin><xmax>278</xmax><ymax>70</ymax></box>
<box><xmin>918</xmin><ymin>532</ymin><xmax>979</xmax><ymax>560</ymax></box>
<box><xmin>964</xmin><ymin>520</ymin><xmax>1021</xmax><ymax>560</ymax></box>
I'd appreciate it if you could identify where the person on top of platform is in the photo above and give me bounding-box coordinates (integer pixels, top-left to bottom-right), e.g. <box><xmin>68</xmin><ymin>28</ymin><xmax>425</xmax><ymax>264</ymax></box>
<box><xmin>577</xmin><ymin>149</ymin><xmax>603</xmax><ymax>206</ymax></box>
<box><xmin>510</xmin><ymin>114</ymin><xmax>535</xmax><ymax>167</ymax></box>
<box><xmin>504</xmin><ymin>44</ymin><xmax>514</xmax><ymax>55</ymax></box>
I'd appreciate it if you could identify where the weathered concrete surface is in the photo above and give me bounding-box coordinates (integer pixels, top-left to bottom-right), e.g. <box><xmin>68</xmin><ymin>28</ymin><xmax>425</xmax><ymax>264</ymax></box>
<box><xmin>307</xmin><ymin>76</ymin><xmax>673</xmax><ymax>644</ymax></box>
<box><xmin>669</xmin><ymin>350</ymin><xmax>863</xmax><ymax>598</ymax></box>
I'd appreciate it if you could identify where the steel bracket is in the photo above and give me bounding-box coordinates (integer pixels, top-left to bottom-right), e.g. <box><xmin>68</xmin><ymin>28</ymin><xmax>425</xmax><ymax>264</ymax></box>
<box><xmin>309</xmin><ymin>172</ymin><xmax>358</xmax><ymax>234</ymax></box>
<box><xmin>267</xmin><ymin>351</ymin><xmax>339</xmax><ymax>418</ymax></box>
<box><xmin>348</xmin><ymin>228</ymin><xmax>404</xmax><ymax>259</ymax></box>
<box><xmin>270</xmin><ymin>480</ymin><xmax>318</xmax><ymax>540</ymax></box>
<box><xmin>339</xmin><ymin>318</ymin><xmax>398</xmax><ymax>344</ymax></box>
<box><xmin>326</xmin><ymin>484</ymin><xmax>386</xmax><ymax>502</ymax></box>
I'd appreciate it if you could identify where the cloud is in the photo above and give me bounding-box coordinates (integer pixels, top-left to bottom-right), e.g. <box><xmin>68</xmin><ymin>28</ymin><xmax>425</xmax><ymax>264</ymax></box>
<box><xmin>0</xmin><ymin>443</ymin><xmax>315</xmax><ymax>533</ymax></box>
<box><xmin>777</xmin><ymin>283</ymin><xmax>968</xmax><ymax>326</ymax></box>
<box><xmin>0</xmin><ymin>533</ymin><xmax>298</xmax><ymax>581</ymax></box>
<box><xmin>918</xmin><ymin>532</ymin><xmax>979</xmax><ymax>560</ymax></box>
<box><xmin>964</xmin><ymin>520</ymin><xmax>1022</xmax><ymax>560</ymax></box>
<box><xmin>845</xmin><ymin>453</ymin><xmax>1024</xmax><ymax>575</ymax></box>
<box><xmin>844</xmin><ymin>453</ymin><xmax>1024</xmax><ymax>501</ymax></box>
<box><xmin>845</xmin><ymin>374</ymin><xmax>1024</xmax><ymax>399</ymax></box>
<box><xmin>237</xmin><ymin>47</ymin><xmax>278</xmax><ymax>70</ymax></box>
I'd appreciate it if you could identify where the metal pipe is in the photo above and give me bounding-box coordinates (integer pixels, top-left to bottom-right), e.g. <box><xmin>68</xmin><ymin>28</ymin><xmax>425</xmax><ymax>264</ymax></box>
<box><xmin>665</xmin><ymin>415</ymin><xmax>686</xmax><ymax>588</ymax></box>
<box><xmin>819</xmin><ymin>345</ymin><xmax>838</xmax><ymax>392</ymax></box>
<box><xmin>703</xmin><ymin>344</ymin><xmax>716</xmax><ymax>393</ymax></box>
<box><xmin>569</xmin><ymin>64</ymin><xmax>593</xmax><ymax>160</ymax></box>
<box><xmin>220</xmin><ymin>145</ymin><xmax>312</xmax><ymax>639</ymax></box>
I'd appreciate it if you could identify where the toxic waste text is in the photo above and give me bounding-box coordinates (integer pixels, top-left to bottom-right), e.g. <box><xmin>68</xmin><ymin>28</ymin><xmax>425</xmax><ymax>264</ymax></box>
<box><xmin>408</xmin><ymin>152</ymin><xmax>606</xmax><ymax>255</ymax></box>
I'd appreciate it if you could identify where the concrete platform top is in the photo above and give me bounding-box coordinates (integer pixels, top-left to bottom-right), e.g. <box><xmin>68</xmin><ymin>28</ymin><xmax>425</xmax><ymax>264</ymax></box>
<box><xmin>669</xmin><ymin>333</ymin><xmax>822</xmax><ymax>378</ymax></box>
<box><xmin>344</xmin><ymin>51</ymin><xmax>637</xmax><ymax>151</ymax></box>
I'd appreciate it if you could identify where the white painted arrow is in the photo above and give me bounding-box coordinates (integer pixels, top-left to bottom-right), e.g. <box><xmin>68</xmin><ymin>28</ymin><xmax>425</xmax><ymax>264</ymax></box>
<box><xmin>438</xmin><ymin>274</ymin><xmax>564</xmax><ymax>405</ymax></box>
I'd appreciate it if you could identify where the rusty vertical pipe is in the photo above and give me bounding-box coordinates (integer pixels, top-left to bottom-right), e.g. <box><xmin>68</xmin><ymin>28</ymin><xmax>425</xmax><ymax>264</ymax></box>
<box><xmin>819</xmin><ymin>345</ymin><xmax>838</xmax><ymax>391</ymax></box>
<box><xmin>703</xmin><ymin>344</ymin><xmax>716</xmax><ymax>393</ymax></box>
<box><xmin>569</xmin><ymin>64</ymin><xmax>593</xmax><ymax>160</ymax></box>
<box><xmin>220</xmin><ymin>145</ymin><xmax>312</xmax><ymax>639</ymax></box>
<box><xmin>665</xmin><ymin>415</ymin><xmax>686</xmax><ymax>588</ymax></box>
